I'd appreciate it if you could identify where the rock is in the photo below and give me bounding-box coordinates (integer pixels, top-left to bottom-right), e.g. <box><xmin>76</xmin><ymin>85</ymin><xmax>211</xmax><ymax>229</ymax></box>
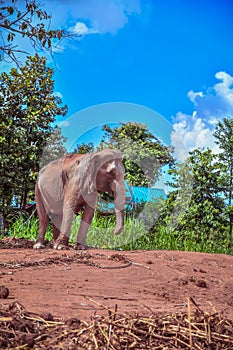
<box><xmin>0</xmin><ymin>285</ymin><xmax>9</xmax><ymax>299</ymax></box>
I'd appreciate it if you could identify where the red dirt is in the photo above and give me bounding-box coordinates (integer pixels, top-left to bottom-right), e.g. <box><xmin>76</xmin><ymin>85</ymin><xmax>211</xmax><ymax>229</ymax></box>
<box><xmin>0</xmin><ymin>238</ymin><xmax>233</xmax><ymax>322</ymax></box>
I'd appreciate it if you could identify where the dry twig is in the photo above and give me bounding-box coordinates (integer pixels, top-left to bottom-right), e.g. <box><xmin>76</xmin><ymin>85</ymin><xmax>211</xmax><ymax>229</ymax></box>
<box><xmin>0</xmin><ymin>299</ymin><xmax>232</xmax><ymax>349</ymax></box>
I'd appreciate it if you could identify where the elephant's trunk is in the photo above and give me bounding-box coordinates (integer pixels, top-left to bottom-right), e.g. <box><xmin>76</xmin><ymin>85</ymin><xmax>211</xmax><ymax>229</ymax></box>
<box><xmin>113</xmin><ymin>179</ymin><xmax>126</xmax><ymax>235</ymax></box>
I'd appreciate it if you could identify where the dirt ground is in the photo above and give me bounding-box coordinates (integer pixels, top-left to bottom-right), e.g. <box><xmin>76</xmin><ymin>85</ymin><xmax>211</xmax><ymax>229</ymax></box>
<box><xmin>0</xmin><ymin>238</ymin><xmax>233</xmax><ymax>322</ymax></box>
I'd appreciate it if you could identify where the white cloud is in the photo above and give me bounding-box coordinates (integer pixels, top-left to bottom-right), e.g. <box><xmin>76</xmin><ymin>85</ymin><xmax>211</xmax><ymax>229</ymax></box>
<box><xmin>171</xmin><ymin>112</ymin><xmax>219</xmax><ymax>162</ymax></box>
<box><xmin>71</xmin><ymin>22</ymin><xmax>98</xmax><ymax>35</ymax></box>
<box><xmin>187</xmin><ymin>90</ymin><xmax>203</xmax><ymax>103</ymax></box>
<box><xmin>1</xmin><ymin>0</ymin><xmax>143</xmax><ymax>71</ymax></box>
<box><xmin>187</xmin><ymin>71</ymin><xmax>233</xmax><ymax>120</ymax></box>
<box><xmin>46</xmin><ymin>0</ymin><xmax>142</xmax><ymax>35</ymax></box>
<box><xmin>214</xmin><ymin>71</ymin><xmax>233</xmax><ymax>106</ymax></box>
<box><xmin>171</xmin><ymin>71</ymin><xmax>233</xmax><ymax>161</ymax></box>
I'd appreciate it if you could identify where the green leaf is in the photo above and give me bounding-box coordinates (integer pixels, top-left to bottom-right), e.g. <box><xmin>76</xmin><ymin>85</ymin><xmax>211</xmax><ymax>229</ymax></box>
<box><xmin>0</xmin><ymin>54</ymin><xmax>67</xmax><ymax>223</ymax></box>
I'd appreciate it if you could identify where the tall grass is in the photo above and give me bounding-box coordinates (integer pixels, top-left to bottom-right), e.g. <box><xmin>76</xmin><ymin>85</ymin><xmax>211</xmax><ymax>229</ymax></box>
<box><xmin>70</xmin><ymin>214</ymin><xmax>146</xmax><ymax>249</ymax></box>
<box><xmin>3</xmin><ymin>213</ymin><xmax>232</xmax><ymax>255</ymax></box>
<box><xmin>8</xmin><ymin>216</ymin><xmax>53</xmax><ymax>241</ymax></box>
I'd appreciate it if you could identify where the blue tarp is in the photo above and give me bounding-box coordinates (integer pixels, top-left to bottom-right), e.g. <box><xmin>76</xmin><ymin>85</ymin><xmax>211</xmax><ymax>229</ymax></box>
<box><xmin>129</xmin><ymin>186</ymin><xmax>167</xmax><ymax>203</ymax></box>
<box><xmin>97</xmin><ymin>183</ymin><xmax>167</xmax><ymax>213</ymax></box>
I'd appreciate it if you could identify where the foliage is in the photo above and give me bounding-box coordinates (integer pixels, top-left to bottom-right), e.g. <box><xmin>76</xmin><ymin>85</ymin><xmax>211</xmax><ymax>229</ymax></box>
<box><xmin>8</xmin><ymin>215</ymin><xmax>52</xmax><ymax>241</ymax></box>
<box><xmin>160</xmin><ymin>148</ymin><xmax>227</xmax><ymax>240</ymax></box>
<box><xmin>40</xmin><ymin>126</ymin><xmax>67</xmax><ymax>168</ymax></box>
<box><xmin>214</xmin><ymin>117</ymin><xmax>233</xmax><ymax>246</ymax></box>
<box><xmin>184</xmin><ymin>148</ymin><xmax>224</xmax><ymax>209</ymax></box>
<box><xmin>213</xmin><ymin>117</ymin><xmax>233</xmax><ymax>204</ymax></box>
<box><xmin>4</xmin><ymin>111</ymin><xmax>233</xmax><ymax>254</ymax></box>
<box><xmin>73</xmin><ymin>142</ymin><xmax>95</xmax><ymax>154</ymax></box>
<box><xmin>99</xmin><ymin>122</ymin><xmax>174</xmax><ymax>186</ymax></box>
<box><xmin>0</xmin><ymin>54</ymin><xmax>67</xmax><ymax>227</ymax></box>
<box><xmin>0</xmin><ymin>0</ymin><xmax>77</xmax><ymax>65</ymax></box>
<box><xmin>139</xmin><ymin>223</ymin><xmax>231</xmax><ymax>254</ymax></box>
<box><xmin>6</xmin><ymin>214</ymin><xmax>232</xmax><ymax>255</ymax></box>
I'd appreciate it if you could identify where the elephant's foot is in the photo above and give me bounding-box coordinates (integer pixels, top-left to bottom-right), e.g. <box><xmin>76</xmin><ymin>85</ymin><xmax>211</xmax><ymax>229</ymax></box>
<box><xmin>33</xmin><ymin>241</ymin><xmax>45</xmax><ymax>249</ymax></box>
<box><xmin>74</xmin><ymin>242</ymin><xmax>89</xmax><ymax>250</ymax></box>
<box><xmin>53</xmin><ymin>235</ymin><xmax>69</xmax><ymax>250</ymax></box>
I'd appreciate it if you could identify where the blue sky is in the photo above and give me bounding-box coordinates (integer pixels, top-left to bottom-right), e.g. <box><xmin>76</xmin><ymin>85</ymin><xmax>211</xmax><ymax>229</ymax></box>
<box><xmin>2</xmin><ymin>0</ymin><xmax>233</xmax><ymax>162</ymax></box>
<box><xmin>48</xmin><ymin>0</ymin><xmax>233</xmax><ymax>161</ymax></box>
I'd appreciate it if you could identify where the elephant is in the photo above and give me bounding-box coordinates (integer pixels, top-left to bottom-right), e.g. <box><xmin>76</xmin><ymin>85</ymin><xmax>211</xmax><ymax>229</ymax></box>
<box><xmin>33</xmin><ymin>148</ymin><xmax>126</xmax><ymax>250</ymax></box>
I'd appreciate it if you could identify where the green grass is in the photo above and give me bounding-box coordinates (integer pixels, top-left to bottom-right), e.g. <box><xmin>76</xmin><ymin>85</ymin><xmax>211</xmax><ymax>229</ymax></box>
<box><xmin>69</xmin><ymin>214</ymin><xmax>146</xmax><ymax>249</ymax></box>
<box><xmin>8</xmin><ymin>216</ymin><xmax>53</xmax><ymax>241</ymax></box>
<box><xmin>2</xmin><ymin>214</ymin><xmax>232</xmax><ymax>255</ymax></box>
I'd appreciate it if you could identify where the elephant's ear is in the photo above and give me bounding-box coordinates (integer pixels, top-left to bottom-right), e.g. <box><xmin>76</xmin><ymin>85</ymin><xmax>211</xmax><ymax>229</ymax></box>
<box><xmin>80</xmin><ymin>149</ymin><xmax>123</xmax><ymax>194</ymax></box>
<box><xmin>86</xmin><ymin>153</ymin><xmax>100</xmax><ymax>194</ymax></box>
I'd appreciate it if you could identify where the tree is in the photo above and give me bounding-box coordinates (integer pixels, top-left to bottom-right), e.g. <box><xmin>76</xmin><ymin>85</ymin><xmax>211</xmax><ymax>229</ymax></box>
<box><xmin>0</xmin><ymin>54</ymin><xmax>67</xmax><ymax>227</ymax></box>
<box><xmin>73</xmin><ymin>142</ymin><xmax>95</xmax><ymax>155</ymax></box>
<box><xmin>214</xmin><ymin>117</ymin><xmax>233</xmax><ymax>205</ymax></box>
<box><xmin>187</xmin><ymin>149</ymin><xmax>224</xmax><ymax>206</ymax></box>
<box><xmin>99</xmin><ymin>122</ymin><xmax>174</xmax><ymax>186</ymax></box>
<box><xmin>0</xmin><ymin>0</ymin><xmax>76</xmax><ymax>65</ymax></box>
<box><xmin>163</xmin><ymin>148</ymin><xmax>226</xmax><ymax>240</ymax></box>
<box><xmin>214</xmin><ymin>116</ymin><xmax>233</xmax><ymax>246</ymax></box>
<box><xmin>40</xmin><ymin>126</ymin><xmax>67</xmax><ymax>168</ymax></box>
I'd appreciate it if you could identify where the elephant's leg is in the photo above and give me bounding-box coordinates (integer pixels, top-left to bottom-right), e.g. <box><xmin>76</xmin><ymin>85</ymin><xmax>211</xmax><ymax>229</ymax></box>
<box><xmin>53</xmin><ymin>206</ymin><xmax>74</xmax><ymax>250</ymax></box>
<box><xmin>52</xmin><ymin>223</ymin><xmax>60</xmax><ymax>241</ymax></box>
<box><xmin>74</xmin><ymin>205</ymin><xmax>95</xmax><ymax>250</ymax></box>
<box><xmin>33</xmin><ymin>215</ymin><xmax>49</xmax><ymax>249</ymax></box>
<box><xmin>51</xmin><ymin>214</ymin><xmax>63</xmax><ymax>241</ymax></box>
<box><xmin>33</xmin><ymin>184</ymin><xmax>49</xmax><ymax>249</ymax></box>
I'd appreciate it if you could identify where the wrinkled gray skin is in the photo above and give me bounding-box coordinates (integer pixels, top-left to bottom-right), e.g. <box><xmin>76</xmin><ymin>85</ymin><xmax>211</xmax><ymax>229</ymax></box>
<box><xmin>33</xmin><ymin>149</ymin><xmax>126</xmax><ymax>250</ymax></box>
